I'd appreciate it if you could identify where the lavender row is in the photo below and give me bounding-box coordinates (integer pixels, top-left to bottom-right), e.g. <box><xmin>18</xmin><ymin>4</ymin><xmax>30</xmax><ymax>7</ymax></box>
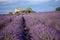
<box><xmin>29</xmin><ymin>23</ymin><xmax>60</xmax><ymax>40</ymax></box>
<box><xmin>24</xmin><ymin>14</ymin><xmax>60</xmax><ymax>40</ymax></box>
<box><xmin>0</xmin><ymin>15</ymin><xmax>17</xmax><ymax>30</ymax></box>
<box><xmin>24</xmin><ymin>12</ymin><xmax>60</xmax><ymax>31</ymax></box>
<box><xmin>0</xmin><ymin>15</ymin><xmax>24</xmax><ymax>40</ymax></box>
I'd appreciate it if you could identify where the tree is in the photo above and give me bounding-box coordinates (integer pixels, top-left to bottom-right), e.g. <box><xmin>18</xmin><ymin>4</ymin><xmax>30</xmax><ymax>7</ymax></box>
<box><xmin>9</xmin><ymin>12</ymin><xmax>13</xmax><ymax>14</ymax></box>
<box><xmin>56</xmin><ymin>7</ymin><xmax>60</xmax><ymax>11</ymax></box>
<box><xmin>25</xmin><ymin>7</ymin><xmax>33</xmax><ymax>13</ymax></box>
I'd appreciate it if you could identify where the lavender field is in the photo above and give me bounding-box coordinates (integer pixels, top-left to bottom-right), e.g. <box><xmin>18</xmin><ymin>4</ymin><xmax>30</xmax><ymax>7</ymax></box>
<box><xmin>0</xmin><ymin>11</ymin><xmax>60</xmax><ymax>40</ymax></box>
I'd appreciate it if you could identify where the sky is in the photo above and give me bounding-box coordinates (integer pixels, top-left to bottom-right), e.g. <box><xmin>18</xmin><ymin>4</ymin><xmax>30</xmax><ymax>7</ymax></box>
<box><xmin>0</xmin><ymin>0</ymin><xmax>60</xmax><ymax>14</ymax></box>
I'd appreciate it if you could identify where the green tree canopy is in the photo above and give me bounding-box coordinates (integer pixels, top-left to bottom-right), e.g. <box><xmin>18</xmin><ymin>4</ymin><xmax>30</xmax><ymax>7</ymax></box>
<box><xmin>56</xmin><ymin>7</ymin><xmax>60</xmax><ymax>11</ymax></box>
<box><xmin>25</xmin><ymin>7</ymin><xmax>33</xmax><ymax>13</ymax></box>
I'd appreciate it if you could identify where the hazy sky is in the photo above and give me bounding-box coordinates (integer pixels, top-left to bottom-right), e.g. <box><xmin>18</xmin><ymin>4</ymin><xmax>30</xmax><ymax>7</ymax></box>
<box><xmin>0</xmin><ymin>0</ymin><xmax>60</xmax><ymax>14</ymax></box>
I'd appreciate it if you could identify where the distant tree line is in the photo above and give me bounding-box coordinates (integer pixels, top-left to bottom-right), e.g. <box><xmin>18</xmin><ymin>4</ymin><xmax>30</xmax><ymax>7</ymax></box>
<box><xmin>9</xmin><ymin>7</ymin><xmax>60</xmax><ymax>14</ymax></box>
<box><xmin>9</xmin><ymin>7</ymin><xmax>35</xmax><ymax>14</ymax></box>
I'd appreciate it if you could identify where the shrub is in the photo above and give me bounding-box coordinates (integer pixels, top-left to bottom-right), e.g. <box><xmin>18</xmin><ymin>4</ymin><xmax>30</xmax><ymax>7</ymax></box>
<box><xmin>50</xmin><ymin>22</ymin><xmax>56</xmax><ymax>28</ymax></box>
<box><xmin>56</xmin><ymin>7</ymin><xmax>60</xmax><ymax>11</ymax></box>
<box><xmin>43</xmin><ymin>19</ymin><xmax>49</xmax><ymax>25</ymax></box>
<box><xmin>0</xmin><ymin>24</ymin><xmax>5</xmax><ymax>30</ymax></box>
<box><xmin>9</xmin><ymin>12</ymin><xmax>13</xmax><ymax>14</ymax></box>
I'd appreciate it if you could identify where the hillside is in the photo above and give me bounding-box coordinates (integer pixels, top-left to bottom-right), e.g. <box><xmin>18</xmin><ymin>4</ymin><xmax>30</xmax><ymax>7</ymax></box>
<box><xmin>0</xmin><ymin>12</ymin><xmax>60</xmax><ymax>40</ymax></box>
